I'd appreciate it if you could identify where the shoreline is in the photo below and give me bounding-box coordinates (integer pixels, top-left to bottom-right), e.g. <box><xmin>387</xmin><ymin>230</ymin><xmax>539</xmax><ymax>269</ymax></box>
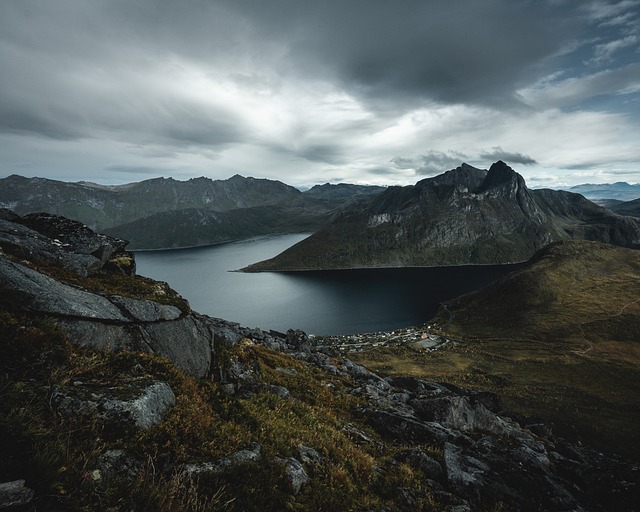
<box><xmin>132</xmin><ymin>232</ymin><xmax>313</xmax><ymax>253</ymax></box>
<box><xmin>237</xmin><ymin>260</ymin><xmax>529</xmax><ymax>273</ymax></box>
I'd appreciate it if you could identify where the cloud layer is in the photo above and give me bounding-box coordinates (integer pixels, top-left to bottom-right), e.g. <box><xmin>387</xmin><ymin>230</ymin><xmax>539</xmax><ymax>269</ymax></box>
<box><xmin>1</xmin><ymin>0</ymin><xmax>639</xmax><ymax>187</ymax></box>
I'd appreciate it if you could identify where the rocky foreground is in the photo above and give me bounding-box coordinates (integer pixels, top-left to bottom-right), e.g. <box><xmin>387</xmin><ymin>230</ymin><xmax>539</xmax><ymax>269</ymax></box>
<box><xmin>1</xmin><ymin>210</ymin><xmax>638</xmax><ymax>511</ymax></box>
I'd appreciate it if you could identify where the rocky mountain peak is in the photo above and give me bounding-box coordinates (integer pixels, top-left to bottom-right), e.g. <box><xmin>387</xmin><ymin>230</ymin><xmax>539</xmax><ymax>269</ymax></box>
<box><xmin>478</xmin><ymin>160</ymin><xmax>526</xmax><ymax>193</ymax></box>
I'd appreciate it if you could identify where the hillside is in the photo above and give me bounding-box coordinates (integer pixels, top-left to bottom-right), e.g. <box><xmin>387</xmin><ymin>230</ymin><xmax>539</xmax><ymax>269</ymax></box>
<box><xmin>102</xmin><ymin>197</ymin><xmax>334</xmax><ymax>250</ymax></box>
<box><xmin>433</xmin><ymin>240</ymin><xmax>640</xmax><ymax>340</ymax></box>
<box><xmin>0</xmin><ymin>174</ymin><xmax>355</xmax><ymax>249</ymax></box>
<box><xmin>2</xmin><ymin>212</ymin><xmax>638</xmax><ymax>511</ymax></box>
<box><xmin>351</xmin><ymin>240</ymin><xmax>640</xmax><ymax>458</ymax></box>
<box><xmin>608</xmin><ymin>197</ymin><xmax>640</xmax><ymax>218</ymax></box>
<box><xmin>244</xmin><ymin>162</ymin><xmax>640</xmax><ymax>271</ymax></box>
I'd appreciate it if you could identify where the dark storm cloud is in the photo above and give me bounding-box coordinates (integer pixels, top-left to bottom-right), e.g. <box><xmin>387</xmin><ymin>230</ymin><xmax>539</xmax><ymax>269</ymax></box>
<box><xmin>0</xmin><ymin>1</ymin><xmax>248</xmax><ymax>146</ymax></box>
<box><xmin>0</xmin><ymin>0</ymin><xmax>583</xmax><ymax>138</ymax></box>
<box><xmin>1</xmin><ymin>0</ymin><xmax>639</xmax><ymax>185</ymax></box>
<box><xmin>479</xmin><ymin>147</ymin><xmax>537</xmax><ymax>165</ymax></box>
<box><xmin>392</xmin><ymin>151</ymin><xmax>470</xmax><ymax>176</ymax></box>
<box><xmin>226</xmin><ymin>0</ymin><xmax>580</xmax><ymax>110</ymax></box>
<box><xmin>368</xmin><ymin>166</ymin><xmax>400</xmax><ymax>176</ymax></box>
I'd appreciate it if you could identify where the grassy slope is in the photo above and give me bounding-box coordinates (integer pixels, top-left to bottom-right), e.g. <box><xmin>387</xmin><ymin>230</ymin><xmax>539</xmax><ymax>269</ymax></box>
<box><xmin>352</xmin><ymin>241</ymin><xmax>640</xmax><ymax>457</ymax></box>
<box><xmin>0</xmin><ymin>269</ymin><xmax>445</xmax><ymax>512</ymax></box>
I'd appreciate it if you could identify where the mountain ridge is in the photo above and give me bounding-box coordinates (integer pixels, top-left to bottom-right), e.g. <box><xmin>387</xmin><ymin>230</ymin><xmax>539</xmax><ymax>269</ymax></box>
<box><xmin>244</xmin><ymin>161</ymin><xmax>640</xmax><ymax>271</ymax></box>
<box><xmin>0</xmin><ymin>173</ymin><xmax>388</xmax><ymax>249</ymax></box>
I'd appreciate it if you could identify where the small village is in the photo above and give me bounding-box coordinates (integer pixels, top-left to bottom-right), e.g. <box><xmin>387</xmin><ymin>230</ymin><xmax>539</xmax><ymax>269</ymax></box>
<box><xmin>313</xmin><ymin>324</ymin><xmax>452</xmax><ymax>353</ymax></box>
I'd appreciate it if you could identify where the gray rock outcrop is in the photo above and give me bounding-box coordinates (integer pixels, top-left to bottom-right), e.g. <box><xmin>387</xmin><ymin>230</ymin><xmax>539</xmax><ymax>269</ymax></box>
<box><xmin>0</xmin><ymin>480</ymin><xmax>35</xmax><ymax>509</ymax></box>
<box><xmin>0</xmin><ymin>210</ymin><xmax>131</xmax><ymax>277</ymax></box>
<box><xmin>52</xmin><ymin>380</ymin><xmax>176</xmax><ymax>430</ymax></box>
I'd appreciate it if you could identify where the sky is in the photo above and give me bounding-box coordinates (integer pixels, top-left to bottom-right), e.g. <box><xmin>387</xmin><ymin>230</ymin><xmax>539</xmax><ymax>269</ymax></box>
<box><xmin>1</xmin><ymin>0</ymin><xmax>639</xmax><ymax>189</ymax></box>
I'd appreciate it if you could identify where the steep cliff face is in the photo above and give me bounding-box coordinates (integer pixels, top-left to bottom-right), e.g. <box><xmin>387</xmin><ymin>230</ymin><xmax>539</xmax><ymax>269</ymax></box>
<box><xmin>244</xmin><ymin>162</ymin><xmax>640</xmax><ymax>271</ymax></box>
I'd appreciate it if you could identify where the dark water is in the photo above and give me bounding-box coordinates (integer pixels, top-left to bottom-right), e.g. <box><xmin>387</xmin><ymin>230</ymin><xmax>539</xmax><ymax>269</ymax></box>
<box><xmin>135</xmin><ymin>234</ymin><xmax>524</xmax><ymax>335</ymax></box>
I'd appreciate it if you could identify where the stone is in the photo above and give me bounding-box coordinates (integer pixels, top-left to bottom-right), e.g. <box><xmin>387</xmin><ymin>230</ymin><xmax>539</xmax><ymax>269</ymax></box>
<box><xmin>109</xmin><ymin>296</ymin><xmax>182</xmax><ymax>322</ymax></box>
<box><xmin>366</xmin><ymin>407</ymin><xmax>464</xmax><ymax>445</ymax></box>
<box><xmin>396</xmin><ymin>448</ymin><xmax>443</xmax><ymax>480</ymax></box>
<box><xmin>0</xmin><ymin>480</ymin><xmax>35</xmax><ymax>509</ymax></box>
<box><xmin>298</xmin><ymin>445</ymin><xmax>322</xmax><ymax>465</ymax></box>
<box><xmin>277</xmin><ymin>457</ymin><xmax>308</xmax><ymax>495</ymax></box>
<box><xmin>443</xmin><ymin>443</ymin><xmax>489</xmax><ymax>498</ymax></box>
<box><xmin>0</xmin><ymin>212</ymin><xmax>129</xmax><ymax>277</ymax></box>
<box><xmin>0</xmin><ymin>257</ymin><xmax>128</xmax><ymax>321</ymax></box>
<box><xmin>52</xmin><ymin>380</ymin><xmax>176</xmax><ymax>430</ymax></box>
<box><xmin>57</xmin><ymin>314</ymin><xmax>214</xmax><ymax>378</ymax></box>
<box><xmin>267</xmin><ymin>385</ymin><xmax>290</xmax><ymax>398</ymax></box>
<box><xmin>286</xmin><ymin>329</ymin><xmax>311</xmax><ymax>353</ymax></box>
<box><xmin>409</xmin><ymin>395</ymin><xmax>518</xmax><ymax>438</ymax></box>
<box><xmin>184</xmin><ymin>443</ymin><xmax>261</xmax><ymax>475</ymax></box>
<box><xmin>96</xmin><ymin>449</ymin><xmax>141</xmax><ymax>483</ymax></box>
<box><xmin>142</xmin><ymin>314</ymin><xmax>213</xmax><ymax>378</ymax></box>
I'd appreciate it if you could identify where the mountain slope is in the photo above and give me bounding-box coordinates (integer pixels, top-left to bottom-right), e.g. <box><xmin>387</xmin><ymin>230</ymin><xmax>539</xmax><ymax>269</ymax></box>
<box><xmin>434</xmin><ymin>240</ymin><xmax>640</xmax><ymax>341</ymax></box>
<box><xmin>303</xmin><ymin>183</ymin><xmax>386</xmax><ymax>200</ymax></box>
<box><xmin>244</xmin><ymin>162</ymin><xmax>640</xmax><ymax>271</ymax></box>
<box><xmin>608</xmin><ymin>197</ymin><xmax>640</xmax><ymax>218</ymax></box>
<box><xmin>103</xmin><ymin>198</ymin><xmax>333</xmax><ymax>250</ymax></box>
<box><xmin>1</xmin><ymin>174</ymin><xmax>387</xmax><ymax>249</ymax></box>
<box><xmin>352</xmin><ymin>240</ymin><xmax>640</xmax><ymax>457</ymax></box>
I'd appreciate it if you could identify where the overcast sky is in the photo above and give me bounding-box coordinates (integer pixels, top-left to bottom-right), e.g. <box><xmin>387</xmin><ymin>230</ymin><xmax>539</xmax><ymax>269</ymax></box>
<box><xmin>1</xmin><ymin>0</ymin><xmax>639</xmax><ymax>188</ymax></box>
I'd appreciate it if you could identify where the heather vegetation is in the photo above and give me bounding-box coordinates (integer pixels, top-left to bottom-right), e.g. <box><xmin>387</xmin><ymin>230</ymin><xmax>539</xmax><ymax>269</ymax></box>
<box><xmin>352</xmin><ymin>241</ymin><xmax>640</xmax><ymax>457</ymax></box>
<box><xmin>0</xmin><ymin>309</ymin><xmax>444</xmax><ymax>511</ymax></box>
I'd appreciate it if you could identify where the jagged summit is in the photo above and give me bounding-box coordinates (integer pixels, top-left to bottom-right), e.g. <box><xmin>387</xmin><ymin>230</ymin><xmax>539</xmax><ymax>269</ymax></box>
<box><xmin>417</xmin><ymin>162</ymin><xmax>487</xmax><ymax>191</ymax></box>
<box><xmin>244</xmin><ymin>161</ymin><xmax>640</xmax><ymax>271</ymax></box>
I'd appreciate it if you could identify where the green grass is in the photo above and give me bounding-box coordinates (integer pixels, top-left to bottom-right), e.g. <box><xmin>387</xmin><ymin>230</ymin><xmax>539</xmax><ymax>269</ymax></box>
<box><xmin>0</xmin><ymin>310</ymin><xmax>449</xmax><ymax>511</ymax></box>
<box><xmin>352</xmin><ymin>241</ymin><xmax>640</xmax><ymax>458</ymax></box>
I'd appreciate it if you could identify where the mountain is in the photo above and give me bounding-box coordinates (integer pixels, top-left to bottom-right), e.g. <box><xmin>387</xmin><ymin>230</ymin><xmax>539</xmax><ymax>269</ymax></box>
<box><xmin>2</xmin><ymin>211</ymin><xmax>637</xmax><ymax>511</ymax></box>
<box><xmin>0</xmin><ymin>174</ymin><xmax>305</xmax><ymax>230</ymax></box>
<box><xmin>0</xmin><ymin>174</ymin><xmax>350</xmax><ymax>249</ymax></box>
<box><xmin>244</xmin><ymin>161</ymin><xmax>640</xmax><ymax>271</ymax></box>
<box><xmin>102</xmin><ymin>197</ymin><xmax>334</xmax><ymax>250</ymax></box>
<box><xmin>565</xmin><ymin>182</ymin><xmax>640</xmax><ymax>201</ymax></box>
<box><xmin>608</xmin><ymin>197</ymin><xmax>640</xmax><ymax>218</ymax></box>
<box><xmin>303</xmin><ymin>182</ymin><xmax>386</xmax><ymax>200</ymax></box>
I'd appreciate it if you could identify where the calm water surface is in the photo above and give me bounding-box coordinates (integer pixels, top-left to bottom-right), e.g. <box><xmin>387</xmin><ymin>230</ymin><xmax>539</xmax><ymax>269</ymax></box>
<box><xmin>135</xmin><ymin>234</ymin><xmax>524</xmax><ymax>335</ymax></box>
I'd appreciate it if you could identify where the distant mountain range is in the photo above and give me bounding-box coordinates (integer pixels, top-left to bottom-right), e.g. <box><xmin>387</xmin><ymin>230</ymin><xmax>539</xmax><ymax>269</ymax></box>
<box><xmin>0</xmin><ymin>174</ymin><xmax>383</xmax><ymax>249</ymax></box>
<box><xmin>563</xmin><ymin>182</ymin><xmax>640</xmax><ymax>201</ymax></box>
<box><xmin>3</xmin><ymin>166</ymin><xmax>640</xmax><ymax>256</ymax></box>
<box><xmin>244</xmin><ymin>162</ymin><xmax>640</xmax><ymax>271</ymax></box>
